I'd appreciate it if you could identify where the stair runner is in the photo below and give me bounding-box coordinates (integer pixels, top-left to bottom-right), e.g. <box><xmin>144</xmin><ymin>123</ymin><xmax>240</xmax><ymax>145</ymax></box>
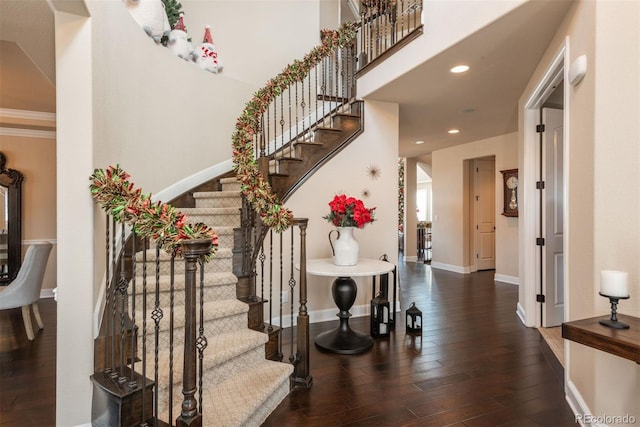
<box><xmin>133</xmin><ymin>177</ymin><xmax>292</xmax><ymax>427</ymax></box>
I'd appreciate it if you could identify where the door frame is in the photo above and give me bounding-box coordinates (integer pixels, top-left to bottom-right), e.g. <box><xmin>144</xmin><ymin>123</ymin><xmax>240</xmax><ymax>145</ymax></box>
<box><xmin>520</xmin><ymin>40</ymin><xmax>570</xmax><ymax>329</ymax></box>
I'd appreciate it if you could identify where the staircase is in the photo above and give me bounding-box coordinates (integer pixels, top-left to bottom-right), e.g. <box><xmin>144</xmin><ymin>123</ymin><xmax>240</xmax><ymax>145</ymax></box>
<box><xmin>130</xmin><ymin>178</ymin><xmax>292</xmax><ymax>426</ymax></box>
<box><xmin>91</xmin><ymin>1</ymin><xmax>423</xmax><ymax>423</ymax></box>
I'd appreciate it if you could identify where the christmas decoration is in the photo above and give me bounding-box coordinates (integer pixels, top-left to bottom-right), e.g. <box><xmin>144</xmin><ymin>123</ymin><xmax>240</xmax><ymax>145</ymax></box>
<box><xmin>196</xmin><ymin>26</ymin><xmax>223</xmax><ymax>74</ymax></box>
<box><xmin>89</xmin><ymin>165</ymin><xmax>218</xmax><ymax>259</ymax></box>
<box><xmin>232</xmin><ymin>22</ymin><xmax>357</xmax><ymax>232</ymax></box>
<box><xmin>324</xmin><ymin>194</ymin><xmax>376</xmax><ymax>229</ymax></box>
<box><xmin>167</xmin><ymin>13</ymin><xmax>195</xmax><ymax>61</ymax></box>
<box><xmin>124</xmin><ymin>0</ymin><xmax>171</xmax><ymax>44</ymax></box>
<box><xmin>161</xmin><ymin>0</ymin><xmax>183</xmax><ymax>29</ymax></box>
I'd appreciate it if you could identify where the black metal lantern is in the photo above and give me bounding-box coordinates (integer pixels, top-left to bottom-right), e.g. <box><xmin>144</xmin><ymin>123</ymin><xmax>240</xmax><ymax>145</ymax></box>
<box><xmin>406</xmin><ymin>302</ymin><xmax>422</xmax><ymax>335</ymax></box>
<box><xmin>370</xmin><ymin>292</ymin><xmax>391</xmax><ymax>337</ymax></box>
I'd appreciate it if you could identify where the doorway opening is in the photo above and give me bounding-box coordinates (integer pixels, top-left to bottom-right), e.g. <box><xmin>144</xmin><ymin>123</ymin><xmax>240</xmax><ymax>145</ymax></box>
<box><xmin>521</xmin><ymin>44</ymin><xmax>568</xmax><ymax>366</ymax></box>
<box><xmin>466</xmin><ymin>156</ymin><xmax>496</xmax><ymax>272</ymax></box>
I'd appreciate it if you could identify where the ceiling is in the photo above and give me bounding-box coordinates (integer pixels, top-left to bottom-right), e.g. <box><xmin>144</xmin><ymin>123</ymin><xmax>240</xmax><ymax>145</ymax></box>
<box><xmin>0</xmin><ymin>0</ymin><xmax>573</xmax><ymax>159</ymax></box>
<box><xmin>366</xmin><ymin>0</ymin><xmax>574</xmax><ymax>160</ymax></box>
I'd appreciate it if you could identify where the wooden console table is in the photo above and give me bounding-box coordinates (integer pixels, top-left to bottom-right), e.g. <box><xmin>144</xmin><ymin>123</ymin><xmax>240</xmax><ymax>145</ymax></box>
<box><xmin>562</xmin><ymin>314</ymin><xmax>640</xmax><ymax>364</ymax></box>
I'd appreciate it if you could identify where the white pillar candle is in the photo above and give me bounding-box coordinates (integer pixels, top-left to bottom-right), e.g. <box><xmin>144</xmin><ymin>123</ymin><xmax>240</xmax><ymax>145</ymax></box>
<box><xmin>600</xmin><ymin>270</ymin><xmax>629</xmax><ymax>298</ymax></box>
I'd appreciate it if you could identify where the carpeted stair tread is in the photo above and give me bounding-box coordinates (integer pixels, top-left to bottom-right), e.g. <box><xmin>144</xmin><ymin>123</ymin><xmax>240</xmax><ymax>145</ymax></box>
<box><xmin>136</xmin><ymin>299</ymin><xmax>248</xmax><ymax>332</ymax></box>
<box><xmin>131</xmin><ymin>271</ymin><xmax>237</xmax><ymax>294</ymax></box>
<box><xmin>193</xmin><ymin>191</ymin><xmax>241</xmax><ymax>199</ymax></box>
<box><xmin>135</xmin><ymin>247</ymin><xmax>233</xmax><ymax>262</ymax></box>
<box><xmin>181</xmin><ymin>207</ymin><xmax>241</xmax><ymax>215</ymax></box>
<box><xmin>201</xmin><ymin>360</ymin><xmax>293</xmax><ymax>427</ymax></box>
<box><xmin>147</xmin><ymin>329</ymin><xmax>269</xmax><ymax>387</ymax></box>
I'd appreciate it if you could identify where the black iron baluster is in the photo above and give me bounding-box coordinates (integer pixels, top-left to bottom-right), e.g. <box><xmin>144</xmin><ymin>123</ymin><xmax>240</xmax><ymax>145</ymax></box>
<box><xmin>295</xmin><ymin>82</ymin><xmax>299</xmax><ymax>144</ymax></box>
<box><xmin>141</xmin><ymin>239</ymin><xmax>148</xmax><ymax>426</ymax></box>
<box><xmin>197</xmin><ymin>258</ymin><xmax>208</xmax><ymax>414</ymax></box>
<box><xmin>259</xmin><ymin>243</ymin><xmax>266</xmax><ymax>328</ymax></box>
<box><xmin>288</xmin><ymin>226</ymin><xmax>295</xmax><ymax>365</ymax></box>
<box><xmin>169</xmin><ymin>255</ymin><xmax>175</xmax><ymax>424</ymax></box>
<box><xmin>130</xmin><ymin>234</ymin><xmax>137</xmax><ymax>386</ymax></box>
<box><xmin>280</xmin><ymin>90</ymin><xmax>285</xmax><ymax>161</ymax></box>
<box><xmin>118</xmin><ymin>223</ymin><xmax>127</xmax><ymax>382</ymax></box>
<box><xmin>152</xmin><ymin>247</ymin><xmax>162</xmax><ymax>426</ymax></box>
<box><xmin>278</xmin><ymin>231</ymin><xmax>283</xmax><ymax>361</ymax></box>
<box><xmin>110</xmin><ymin>217</ymin><xmax>117</xmax><ymax>378</ymax></box>
<box><xmin>104</xmin><ymin>214</ymin><xmax>111</xmax><ymax>375</ymax></box>
<box><xmin>268</xmin><ymin>230</ymin><xmax>273</xmax><ymax>331</ymax></box>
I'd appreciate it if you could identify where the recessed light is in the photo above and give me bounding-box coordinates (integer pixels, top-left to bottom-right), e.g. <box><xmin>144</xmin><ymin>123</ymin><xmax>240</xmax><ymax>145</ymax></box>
<box><xmin>450</xmin><ymin>65</ymin><xmax>470</xmax><ymax>74</ymax></box>
<box><xmin>415</xmin><ymin>140</ymin><xmax>425</xmax><ymax>145</ymax></box>
<box><xmin>448</xmin><ymin>129</ymin><xmax>460</xmax><ymax>134</ymax></box>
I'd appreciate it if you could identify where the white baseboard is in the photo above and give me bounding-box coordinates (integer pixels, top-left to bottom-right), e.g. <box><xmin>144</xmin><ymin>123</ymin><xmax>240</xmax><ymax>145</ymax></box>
<box><xmin>272</xmin><ymin>301</ymin><xmax>402</xmax><ymax>329</ymax></box>
<box><xmin>430</xmin><ymin>262</ymin><xmax>471</xmax><ymax>274</ymax></box>
<box><xmin>516</xmin><ymin>302</ymin><xmax>526</xmax><ymax>325</ymax></box>
<box><xmin>494</xmin><ymin>274</ymin><xmax>519</xmax><ymax>285</ymax></box>
<box><xmin>566</xmin><ymin>379</ymin><xmax>609</xmax><ymax>427</ymax></box>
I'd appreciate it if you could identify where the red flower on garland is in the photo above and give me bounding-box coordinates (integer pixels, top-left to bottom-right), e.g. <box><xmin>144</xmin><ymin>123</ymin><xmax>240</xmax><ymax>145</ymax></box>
<box><xmin>324</xmin><ymin>194</ymin><xmax>376</xmax><ymax>229</ymax></box>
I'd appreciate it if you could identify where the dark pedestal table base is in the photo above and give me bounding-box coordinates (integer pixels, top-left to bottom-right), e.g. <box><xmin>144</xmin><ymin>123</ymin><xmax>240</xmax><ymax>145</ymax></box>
<box><xmin>314</xmin><ymin>276</ymin><xmax>373</xmax><ymax>355</ymax></box>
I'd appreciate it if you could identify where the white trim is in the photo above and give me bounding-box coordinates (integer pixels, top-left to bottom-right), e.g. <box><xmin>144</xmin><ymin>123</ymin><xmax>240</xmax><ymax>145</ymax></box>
<box><xmin>40</xmin><ymin>289</ymin><xmax>56</xmax><ymax>298</ymax></box>
<box><xmin>516</xmin><ymin>302</ymin><xmax>526</xmax><ymax>325</ymax></box>
<box><xmin>404</xmin><ymin>255</ymin><xmax>418</xmax><ymax>262</ymax></box>
<box><xmin>494</xmin><ymin>273</ymin><xmax>519</xmax><ymax>285</ymax></box>
<box><xmin>521</xmin><ymin>41</ymin><xmax>567</xmax><ymax>328</ymax></box>
<box><xmin>272</xmin><ymin>301</ymin><xmax>402</xmax><ymax>328</ymax></box>
<box><xmin>430</xmin><ymin>261</ymin><xmax>471</xmax><ymax>274</ymax></box>
<box><xmin>566</xmin><ymin>379</ymin><xmax>606</xmax><ymax>427</ymax></box>
<box><xmin>0</xmin><ymin>127</ymin><xmax>56</xmax><ymax>139</ymax></box>
<box><xmin>152</xmin><ymin>159</ymin><xmax>234</xmax><ymax>203</ymax></box>
<box><xmin>0</xmin><ymin>108</ymin><xmax>56</xmax><ymax>122</ymax></box>
<box><xmin>23</xmin><ymin>239</ymin><xmax>57</xmax><ymax>245</ymax></box>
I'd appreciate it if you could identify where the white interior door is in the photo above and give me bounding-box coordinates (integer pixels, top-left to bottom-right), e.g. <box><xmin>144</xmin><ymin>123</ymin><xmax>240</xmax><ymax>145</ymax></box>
<box><xmin>474</xmin><ymin>158</ymin><xmax>495</xmax><ymax>270</ymax></box>
<box><xmin>542</xmin><ymin>107</ymin><xmax>564</xmax><ymax>327</ymax></box>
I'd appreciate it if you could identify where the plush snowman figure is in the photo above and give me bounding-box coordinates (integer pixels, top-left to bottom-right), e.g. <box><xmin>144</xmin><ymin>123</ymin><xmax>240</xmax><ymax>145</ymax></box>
<box><xmin>167</xmin><ymin>13</ymin><xmax>195</xmax><ymax>61</ymax></box>
<box><xmin>124</xmin><ymin>0</ymin><xmax>171</xmax><ymax>44</ymax></box>
<box><xmin>195</xmin><ymin>26</ymin><xmax>223</xmax><ymax>74</ymax></box>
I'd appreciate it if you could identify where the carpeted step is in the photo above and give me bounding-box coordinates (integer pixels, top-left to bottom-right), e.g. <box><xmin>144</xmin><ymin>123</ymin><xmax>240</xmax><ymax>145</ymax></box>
<box><xmin>131</xmin><ymin>271</ymin><xmax>238</xmax><ymax>307</ymax></box>
<box><xmin>136</xmin><ymin>298</ymin><xmax>249</xmax><ymax>337</ymax></box>
<box><xmin>180</xmin><ymin>207</ymin><xmax>241</xmax><ymax>228</ymax></box>
<box><xmin>135</xmin><ymin>247</ymin><xmax>234</xmax><ymax>275</ymax></box>
<box><xmin>220</xmin><ymin>177</ymin><xmax>241</xmax><ymax>192</ymax></box>
<box><xmin>157</xmin><ymin>359</ymin><xmax>293</xmax><ymax>427</ymax></box>
<box><xmin>193</xmin><ymin>191</ymin><xmax>242</xmax><ymax>209</ymax></box>
<box><xmin>147</xmin><ymin>328</ymin><xmax>269</xmax><ymax>395</ymax></box>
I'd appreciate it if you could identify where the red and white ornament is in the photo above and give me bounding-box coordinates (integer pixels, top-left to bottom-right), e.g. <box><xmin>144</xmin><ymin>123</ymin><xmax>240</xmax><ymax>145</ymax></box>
<box><xmin>196</xmin><ymin>25</ymin><xmax>223</xmax><ymax>74</ymax></box>
<box><xmin>167</xmin><ymin>13</ymin><xmax>195</xmax><ymax>61</ymax></box>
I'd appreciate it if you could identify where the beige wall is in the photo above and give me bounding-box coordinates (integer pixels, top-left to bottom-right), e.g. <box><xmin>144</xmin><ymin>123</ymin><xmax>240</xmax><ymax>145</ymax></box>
<box><xmin>286</xmin><ymin>100</ymin><xmax>399</xmax><ymax>318</ymax></box>
<box><xmin>518</xmin><ymin>0</ymin><xmax>639</xmax><ymax>423</ymax></box>
<box><xmin>431</xmin><ymin>132</ymin><xmax>518</xmax><ymax>278</ymax></box>
<box><xmin>0</xmin><ymin>136</ymin><xmax>57</xmax><ymax>291</ymax></box>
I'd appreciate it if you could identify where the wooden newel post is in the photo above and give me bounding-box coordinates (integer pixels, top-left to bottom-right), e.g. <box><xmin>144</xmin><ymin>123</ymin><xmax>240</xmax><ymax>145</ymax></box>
<box><xmin>176</xmin><ymin>239</ymin><xmax>212</xmax><ymax>427</ymax></box>
<box><xmin>292</xmin><ymin>219</ymin><xmax>313</xmax><ymax>389</ymax></box>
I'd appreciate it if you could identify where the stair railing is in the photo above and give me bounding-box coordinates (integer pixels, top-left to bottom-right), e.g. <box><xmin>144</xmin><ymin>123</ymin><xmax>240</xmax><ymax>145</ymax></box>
<box><xmin>90</xmin><ymin>166</ymin><xmax>217</xmax><ymax>427</ymax></box>
<box><xmin>357</xmin><ymin>0</ymin><xmax>424</xmax><ymax>74</ymax></box>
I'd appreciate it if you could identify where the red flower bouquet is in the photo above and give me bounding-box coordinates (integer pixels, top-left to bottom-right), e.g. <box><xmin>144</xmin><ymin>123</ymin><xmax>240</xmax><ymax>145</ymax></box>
<box><xmin>323</xmin><ymin>194</ymin><xmax>376</xmax><ymax>228</ymax></box>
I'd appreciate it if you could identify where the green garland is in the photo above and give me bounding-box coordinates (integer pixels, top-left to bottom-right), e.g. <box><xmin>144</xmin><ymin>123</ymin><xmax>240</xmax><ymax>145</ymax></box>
<box><xmin>232</xmin><ymin>22</ymin><xmax>358</xmax><ymax>233</ymax></box>
<box><xmin>89</xmin><ymin>165</ymin><xmax>218</xmax><ymax>260</ymax></box>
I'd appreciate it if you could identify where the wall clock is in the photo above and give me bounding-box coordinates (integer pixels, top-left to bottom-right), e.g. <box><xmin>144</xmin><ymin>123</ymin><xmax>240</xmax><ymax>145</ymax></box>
<box><xmin>500</xmin><ymin>169</ymin><xmax>519</xmax><ymax>217</ymax></box>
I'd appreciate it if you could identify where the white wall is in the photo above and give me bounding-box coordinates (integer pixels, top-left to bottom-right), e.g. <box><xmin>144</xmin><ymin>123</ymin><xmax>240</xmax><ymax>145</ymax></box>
<box><xmin>286</xmin><ymin>100</ymin><xmax>399</xmax><ymax>319</ymax></box>
<box><xmin>518</xmin><ymin>0</ymin><xmax>639</xmax><ymax>423</ymax></box>
<box><xmin>432</xmin><ymin>132</ymin><xmax>518</xmax><ymax>278</ymax></box>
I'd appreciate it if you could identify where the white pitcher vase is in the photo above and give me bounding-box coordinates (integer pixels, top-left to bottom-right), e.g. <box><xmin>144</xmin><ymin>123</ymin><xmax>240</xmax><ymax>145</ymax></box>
<box><xmin>329</xmin><ymin>227</ymin><xmax>359</xmax><ymax>266</ymax></box>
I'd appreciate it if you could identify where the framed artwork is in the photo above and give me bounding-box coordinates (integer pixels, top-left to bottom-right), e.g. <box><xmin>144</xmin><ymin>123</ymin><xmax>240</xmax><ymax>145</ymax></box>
<box><xmin>500</xmin><ymin>169</ymin><xmax>518</xmax><ymax>217</ymax></box>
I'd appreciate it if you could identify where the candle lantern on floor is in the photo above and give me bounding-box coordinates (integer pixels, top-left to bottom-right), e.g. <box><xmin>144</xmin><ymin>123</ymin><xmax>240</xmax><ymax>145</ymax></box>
<box><xmin>371</xmin><ymin>292</ymin><xmax>391</xmax><ymax>337</ymax></box>
<box><xmin>406</xmin><ymin>302</ymin><xmax>422</xmax><ymax>335</ymax></box>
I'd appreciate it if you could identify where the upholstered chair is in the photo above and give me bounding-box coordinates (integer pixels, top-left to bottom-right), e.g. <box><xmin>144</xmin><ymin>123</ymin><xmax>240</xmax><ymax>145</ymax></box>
<box><xmin>0</xmin><ymin>242</ymin><xmax>53</xmax><ymax>340</ymax></box>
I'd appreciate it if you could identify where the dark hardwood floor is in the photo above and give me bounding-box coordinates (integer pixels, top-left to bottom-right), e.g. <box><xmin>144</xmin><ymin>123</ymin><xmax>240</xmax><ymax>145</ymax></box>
<box><xmin>0</xmin><ymin>298</ymin><xmax>56</xmax><ymax>427</ymax></box>
<box><xmin>0</xmin><ymin>262</ymin><xmax>573</xmax><ymax>427</ymax></box>
<box><xmin>264</xmin><ymin>262</ymin><xmax>575</xmax><ymax>426</ymax></box>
